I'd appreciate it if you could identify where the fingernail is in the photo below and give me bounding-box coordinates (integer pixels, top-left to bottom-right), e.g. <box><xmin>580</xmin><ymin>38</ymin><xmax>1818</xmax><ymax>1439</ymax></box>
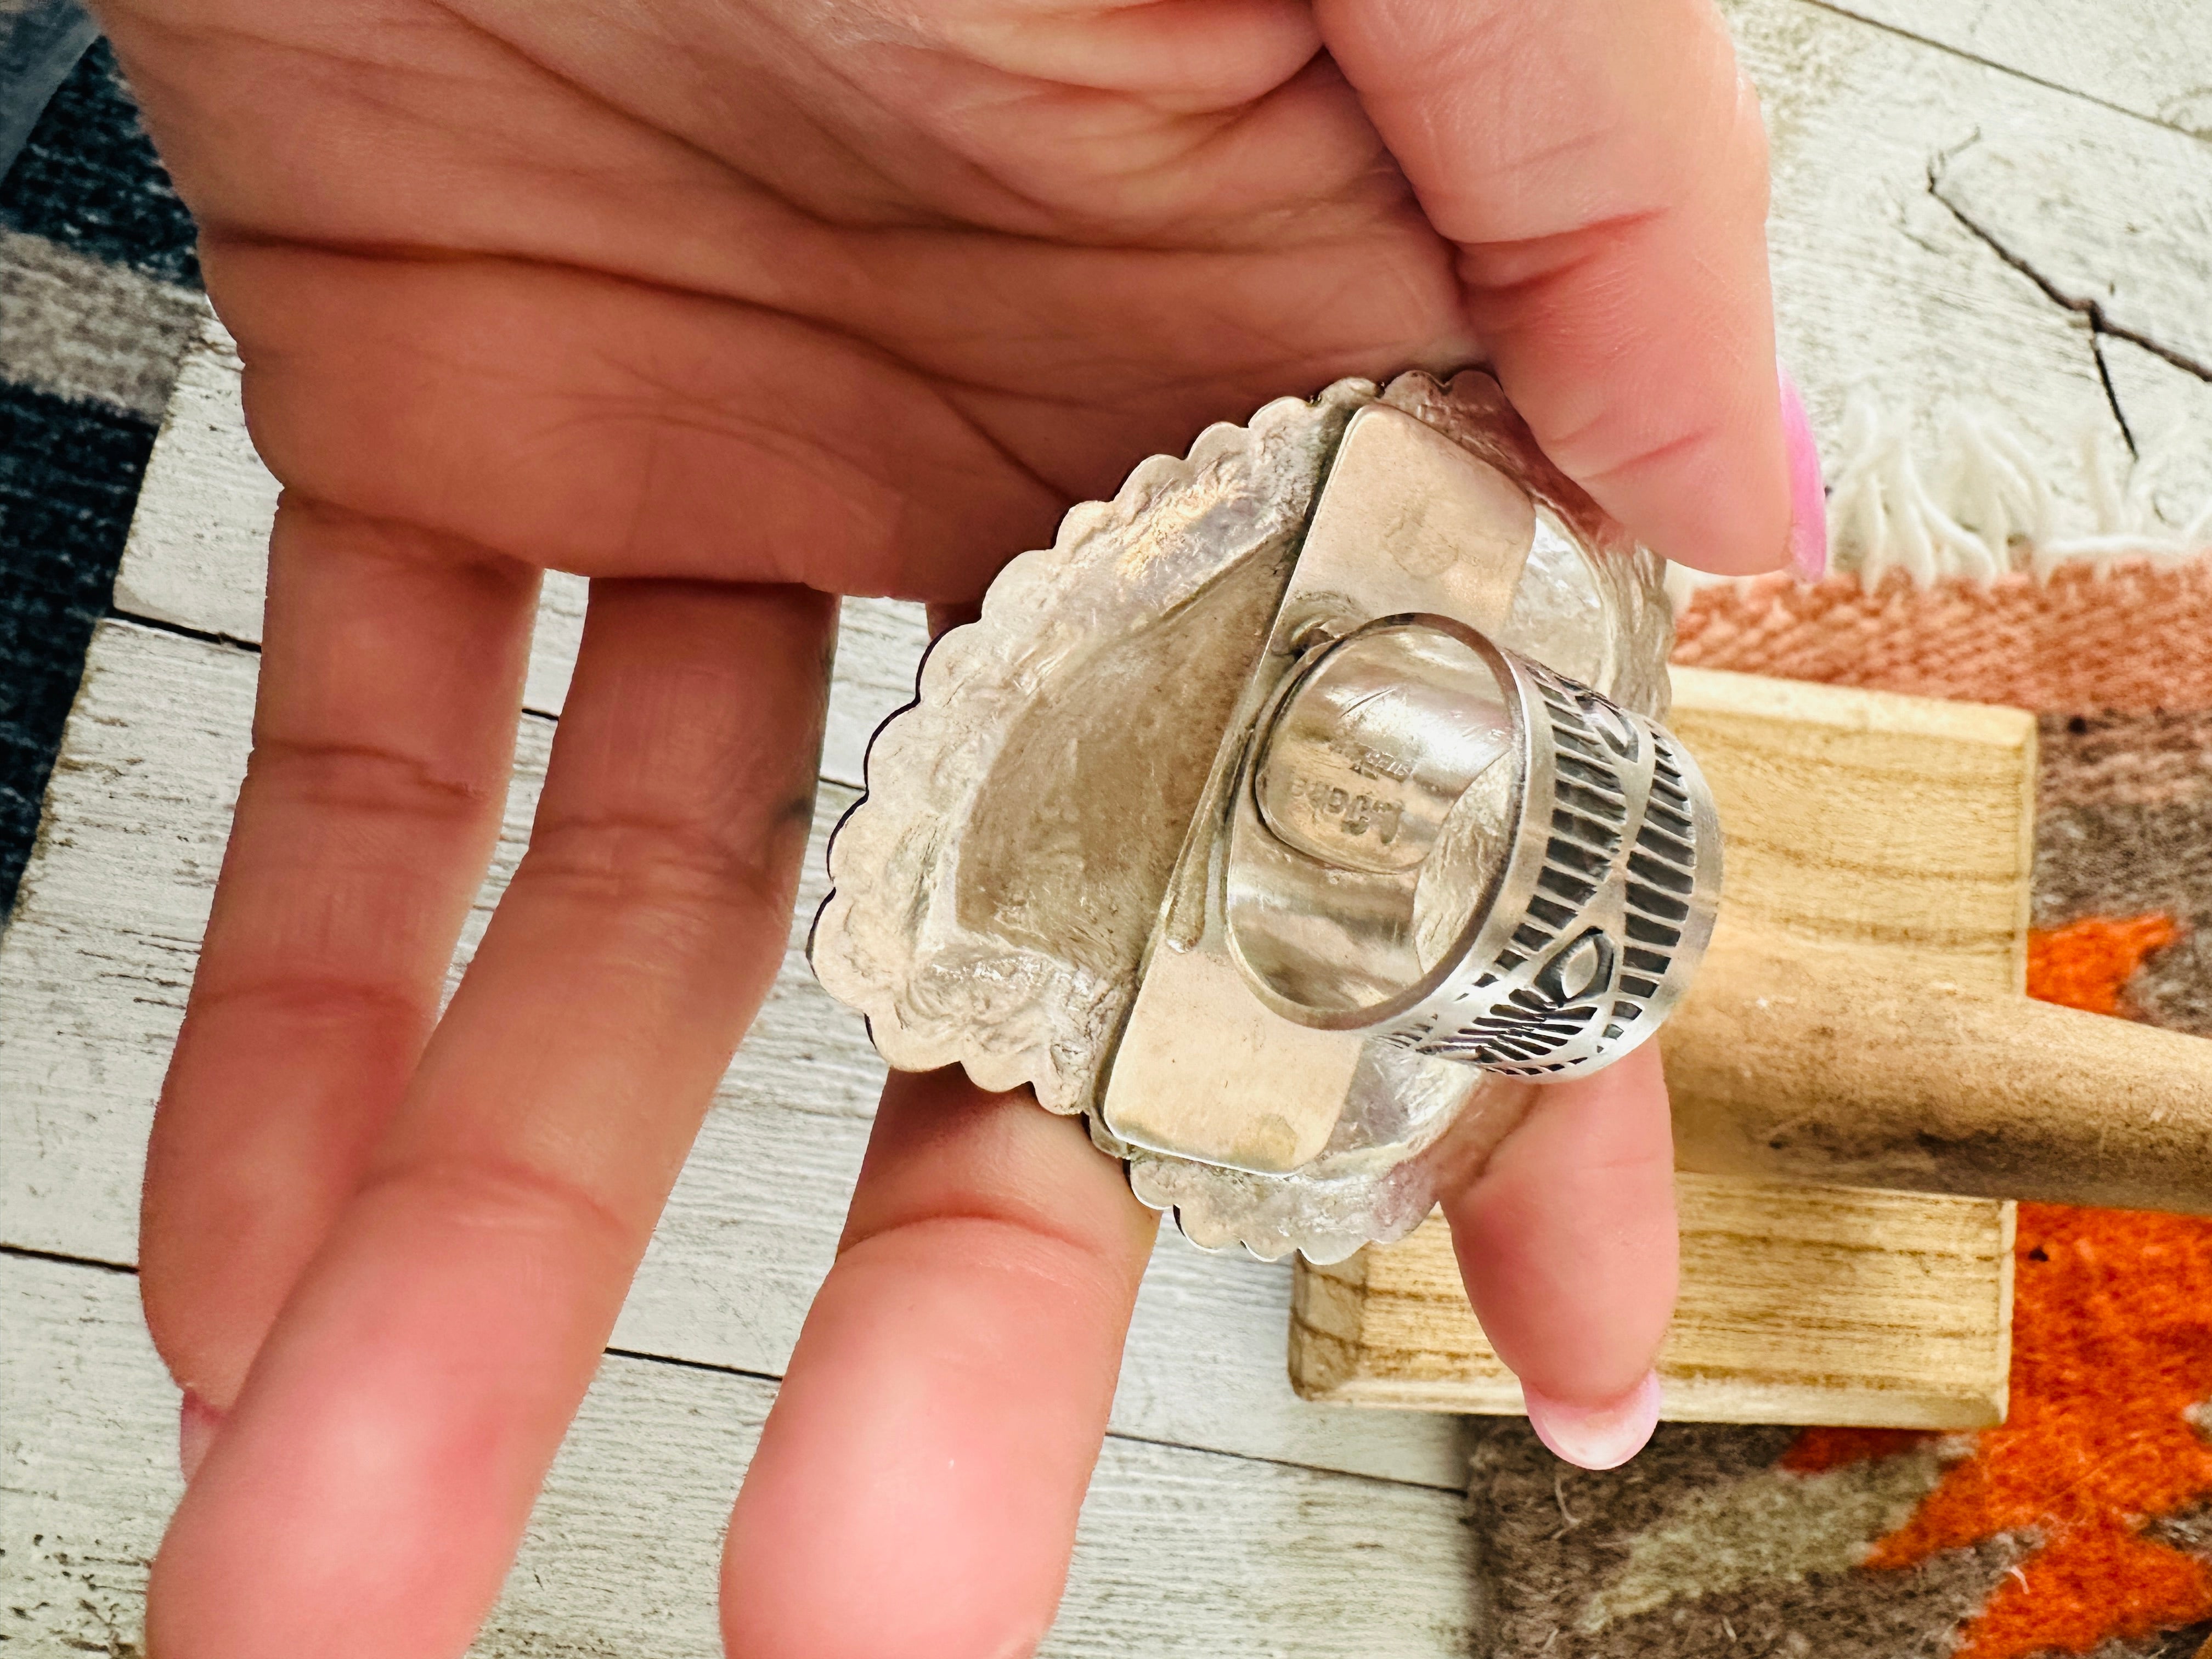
<box><xmin>179</xmin><ymin>1387</ymin><xmax>225</xmax><ymax>1482</ymax></box>
<box><xmin>1523</xmin><ymin>1370</ymin><xmax>1661</xmax><ymax>1470</ymax></box>
<box><xmin>1780</xmin><ymin>366</ymin><xmax>1827</xmax><ymax>582</ymax></box>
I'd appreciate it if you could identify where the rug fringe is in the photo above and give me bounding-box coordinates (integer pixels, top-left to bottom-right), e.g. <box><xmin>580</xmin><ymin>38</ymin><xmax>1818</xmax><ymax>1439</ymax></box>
<box><xmin>1668</xmin><ymin>397</ymin><xmax>2211</xmax><ymax>604</ymax></box>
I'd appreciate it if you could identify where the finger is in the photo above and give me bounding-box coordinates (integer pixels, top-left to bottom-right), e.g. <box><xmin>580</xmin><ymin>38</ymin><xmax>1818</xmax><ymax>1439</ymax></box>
<box><xmin>1442</xmin><ymin>1040</ymin><xmax>1678</xmax><ymax>1468</ymax></box>
<box><xmin>723</xmin><ymin>1069</ymin><xmax>1157</xmax><ymax>1659</ymax></box>
<box><xmin>140</xmin><ymin>499</ymin><xmax>539</xmax><ymax>1411</ymax></box>
<box><xmin>1315</xmin><ymin>0</ymin><xmax>1804</xmax><ymax>575</ymax></box>
<box><xmin>146</xmin><ymin>578</ymin><xmax>835</xmax><ymax>1658</ymax></box>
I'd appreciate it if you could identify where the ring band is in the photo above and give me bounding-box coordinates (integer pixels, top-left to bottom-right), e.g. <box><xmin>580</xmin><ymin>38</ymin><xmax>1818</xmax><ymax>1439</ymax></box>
<box><xmin>1224</xmin><ymin>616</ymin><xmax>1720</xmax><ymax>1078</ymax></box>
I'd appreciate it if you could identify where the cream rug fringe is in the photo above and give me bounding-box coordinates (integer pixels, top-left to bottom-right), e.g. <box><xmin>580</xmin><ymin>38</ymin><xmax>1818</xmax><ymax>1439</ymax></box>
<box><xmin>1669</xmin><ymin>396</ymin><xmax>2212</xmax><ymax>603</ymax></box>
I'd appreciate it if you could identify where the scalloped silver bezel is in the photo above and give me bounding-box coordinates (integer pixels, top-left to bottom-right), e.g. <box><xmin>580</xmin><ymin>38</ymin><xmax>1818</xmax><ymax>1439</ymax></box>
<box><xmin>809</xmin><ymin>373</ymin><xmax>1673</xmax><ymax>1260</ymax></box>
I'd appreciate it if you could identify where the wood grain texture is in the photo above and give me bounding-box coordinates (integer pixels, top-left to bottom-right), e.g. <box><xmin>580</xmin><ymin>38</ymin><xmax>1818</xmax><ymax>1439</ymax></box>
<box><xmin>1673</xmin><ymin>935</ymin><xmax>2212</xmax><ymax>1211</ymax></box>
<box><xmin>1813</xmin><ymin>0</ymin><xmax>2212</xmax><ymax>137</ymax></box>
<box><xmin>1731</xmin><ymin>0</ymin><xmax>2151</xmax><ymax>508</ymax></box>
<box><xmin>1668</xmin><ymin>666</ymin><xmax>2038</xmax><ymax>991</ymax></box>
<box><xmin>0</xmin><ymin>619</ymin><xmax>1465</xmax><ymax>1489</ymax></box>
<box><xmin>2100</xmin><ymin>335</ymin><xmax>2212</xmax><ymax>527</ymax></box>
<box><xmin>0</xmin><ymin>1254</ymin><xmax>182</xmax><ymax>1655</ymax></box>
<box><xmin>1661</xmin><ymin>668</ymin><xmax>2212</xmax><ymax>1211</ymax></box>
<box><xmin>1290</xmin><ymin>1175</ymin><xmax>2015</xmax><ymax>1430</ymax></box>
<box><xmin>1933</xmin><ymin>117</ymin><xmax>2212</xmax><ymax>381</ymax></box>
<box><xmin>1</xmin><ymin>1252</ymin><xmax>1478</xmax><ymax>1658</ymax></box>
<box><xmin>108</xmin><ymin>308</ymin><xmax>274</xmax><ymax>644</ymax></box>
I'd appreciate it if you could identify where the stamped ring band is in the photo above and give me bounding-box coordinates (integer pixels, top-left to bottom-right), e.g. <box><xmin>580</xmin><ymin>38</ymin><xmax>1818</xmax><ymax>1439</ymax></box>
<box><xmin>1222</xmin><ymin>614</ymin><xmax>1722</xmax><ymax>1079</ymax></box>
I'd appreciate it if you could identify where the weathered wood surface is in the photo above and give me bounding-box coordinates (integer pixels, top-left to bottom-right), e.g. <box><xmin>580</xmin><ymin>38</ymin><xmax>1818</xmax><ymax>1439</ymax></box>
<box><xmin>1811</xmin><ymin>0</ymin><xmax>2212</xmax><ymax>137</ymax></box>
<box><xmin>0</xmin><ymin>1251</ymin><xmax>1477</xmax><ymax>1658</ymax></box>
<box><xmin>1934</xmin><ymin>121</ymin><xmax>2212</xmax><ymax>383</ymax></box>
<box><xmin>2095</xmin><ymin>334</ymin><xmax>2212</xmax><ymax>533</ymax></box>
<box><xmin>1730</xmin><ymin>0</ymin><xmax>2212</xmax><ymax>516</ymax></box>
<box><xmin>0</xmin><ymin>618</ymin><xmax>1466</xmax><ymax>1488</ymax></box>
<box><xmin>1291</xmin><ymin>1175</ymin><xmax>2015</xmax><ymax>1430</ymax></box>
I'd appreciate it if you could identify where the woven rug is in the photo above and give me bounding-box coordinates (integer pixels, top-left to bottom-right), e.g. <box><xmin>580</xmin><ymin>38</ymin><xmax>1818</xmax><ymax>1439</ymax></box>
<box><xmin>0</xmin><ymin>32</ymin><xmax>198</xmax><ymax>910</ymax></box>
<box><xmin>1468</xmin><ymin>565</ymin><xmax>2212</xmax><ymax>1659</ymax></box>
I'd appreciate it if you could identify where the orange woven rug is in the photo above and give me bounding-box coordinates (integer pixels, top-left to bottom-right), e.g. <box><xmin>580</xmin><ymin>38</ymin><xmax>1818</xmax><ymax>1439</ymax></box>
<box><xmin>1471</xmin><ymin>559</ymin><xmax>2212</xmax><ymax>1659</ymax></box>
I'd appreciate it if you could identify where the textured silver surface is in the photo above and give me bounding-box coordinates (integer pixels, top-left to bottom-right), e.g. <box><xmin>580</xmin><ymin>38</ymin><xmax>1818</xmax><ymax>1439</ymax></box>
<box><xmin>810</xmin><ymin>383</ymin><xmax>1364</xmax><ymax>1115</ymax></box>
<box><xmin>810</xmin><ymin>373</ymin><xmax>1679</xmax><ymax>1259</ymax></box>
<box><xmin>1292</xmin><ymin>633</ymin><xmax>1722</xmax><ymax>1076</ymax></box>
<box><xmin>1097</xmin><ymin>405</ymin><xmax>1538</xmax><ymax>1189</ymax></box>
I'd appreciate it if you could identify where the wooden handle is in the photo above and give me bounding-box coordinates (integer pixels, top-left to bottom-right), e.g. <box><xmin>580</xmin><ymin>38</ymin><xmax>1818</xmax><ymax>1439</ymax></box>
<box><xmin>1667</xmin><ymin>933</ymin><xmax>2212</xmax><ymax>1212</ymax></box>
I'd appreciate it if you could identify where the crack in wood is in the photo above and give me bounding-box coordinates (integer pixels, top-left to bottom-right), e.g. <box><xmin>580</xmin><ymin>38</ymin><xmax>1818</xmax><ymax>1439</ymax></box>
<box><xmin>102</xmin><ymin>603</ymin><xmax>260</xmax><ymax>658</ymax></box>
<box><xmin>0</xmin><ymin>1240</ymin><xmax>136</xmax><ymax>1275</ymax></box>
<box><xmin>594</xmin><ymin>1342</ymin><xmax>1470</xmax><ymax>1493</ymax></box>
<box><xmin>2091</xmin><ymin>335</ymin><xmax>2141</xmax><ymax>458</ymax></box>
<box><xmin>1928</xmin><ymin>150</ymin><xmax>2212</xmax><ymax>388</ymax></box>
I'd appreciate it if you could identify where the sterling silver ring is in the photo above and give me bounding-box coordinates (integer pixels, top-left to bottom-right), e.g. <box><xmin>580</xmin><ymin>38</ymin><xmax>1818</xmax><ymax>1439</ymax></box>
<box><xmin>810</xmin><ymin>371</ymin><xmax>1723</xmax><ymax>1260</ymax></box>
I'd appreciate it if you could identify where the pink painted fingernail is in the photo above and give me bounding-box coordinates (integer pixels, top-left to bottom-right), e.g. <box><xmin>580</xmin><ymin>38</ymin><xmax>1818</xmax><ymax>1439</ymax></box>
<box><xmin>1780</xmin><ymin>366</ymin><xmax>1827</xmax><ymax>582</ymax></box>
<box><xmin>179</xmin><ymin>1388</ymin><xmax>225</xmax><ymax>1482</ymax></box>
<box><xmin>1523</xmin><ymin>1370</ymin><xmax>1661</xmax><ymax>1470</ymax></box>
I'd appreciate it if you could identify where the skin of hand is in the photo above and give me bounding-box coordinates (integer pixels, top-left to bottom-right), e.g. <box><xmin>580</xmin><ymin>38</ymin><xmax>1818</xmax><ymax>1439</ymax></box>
<box><xmin>98</xmin><ymin>0</ymin><xmax>1808</xmax><ymax>1651</ymax></box>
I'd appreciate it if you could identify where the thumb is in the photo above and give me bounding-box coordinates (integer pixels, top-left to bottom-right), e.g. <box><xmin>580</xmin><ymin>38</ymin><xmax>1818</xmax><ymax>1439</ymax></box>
<box><xmin>1318</xmin><ymin>0</ymin><xmax>1816</xmax><ymax>576</ymax></box>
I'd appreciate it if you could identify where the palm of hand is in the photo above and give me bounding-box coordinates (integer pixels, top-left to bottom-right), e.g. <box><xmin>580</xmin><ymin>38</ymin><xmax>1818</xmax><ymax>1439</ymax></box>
<box><xmin>101</xmin><ymin>0</ymin><xmax>1788</xmax><ymax>1653</ymax></box>
<box><xmin>129</xmin><ymin>0</ymin><xmax>1470</xmax><ymax>599</ymax></box>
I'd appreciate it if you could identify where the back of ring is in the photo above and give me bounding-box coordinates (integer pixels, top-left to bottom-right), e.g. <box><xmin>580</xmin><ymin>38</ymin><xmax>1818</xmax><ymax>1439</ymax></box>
<box><xmin>810</xmin><ymin>374</ymin><xmax>1714</xmax><ymax>1261</ymax></box>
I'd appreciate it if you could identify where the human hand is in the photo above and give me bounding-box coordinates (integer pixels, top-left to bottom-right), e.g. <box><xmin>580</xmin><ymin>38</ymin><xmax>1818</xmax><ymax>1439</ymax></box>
<box><xmin>107</xmin><ymin>0</ymin><xmax>1815</xmax><ymax>1650</ymax></box>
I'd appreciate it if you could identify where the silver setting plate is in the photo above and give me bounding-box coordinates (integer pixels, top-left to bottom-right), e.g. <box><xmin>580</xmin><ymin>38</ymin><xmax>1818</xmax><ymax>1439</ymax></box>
<box><xmin>810</xmin><ymin>373</ymin><xmax>1697</xmax><ymax>1261</ymax></box>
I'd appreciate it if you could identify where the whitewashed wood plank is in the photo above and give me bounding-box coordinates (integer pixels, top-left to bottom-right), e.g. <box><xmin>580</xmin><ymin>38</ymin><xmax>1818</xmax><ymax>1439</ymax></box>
<box><xmin>826</xmin><ymin>595</ymin><xmax>929</xmax><ymax>791</ymax></box>
<box><xmin>2100</xmin><ymin>335</ymin><xmax>2212</xmax><ymax>529</ymax></box>
<box><xmin>506</xmin><ymin>1339</ymin><xmax>1481</xmax><ymax>1659</ymax></box>
<box><xmin>1813</xmin><ymin>0</ymin><xmax>2212</xmax><ymax>136</ymax></box>
<box><xmin>1930</xmin><ymin>118</ymin><xmax>2212</xmax><ymax>382</ymax></box>
<box><xmin>2</xmin><ymin>1251</ymin><xmax>1477</xmax><ymax>1657</ymax></box>
<box><xmin>526</xmin><ymin>569</ymin><xmax>587</xmax><ymax>718</ymax></box>
<box><xmin>1729</xmin><ymin>0</ymin><xmax>2132</xmax><ymax>504</ymax></box>
<box><xmin>109</xmin><ymin>307</ymin><xmax>275</xmax><ymax>643</ymax></box>
<box><xmin>0</xmin><ymin>1255</ymin><xmax>180</xmax><ymax>1654</ymax></box>
<box><xmin>1048</xmin><ymin>1434</ymin><xmax>1473</xmax><ymax>1658</ymax></box>
<box><xmin>0</xmin><ymin>619</ymin><xmax>1462</xmax><ymax>1488</ymax></box>
<box><xmin>106</xmin><ymin>305</ymin><xmax>927</xmax><ymax>783</ymax></box>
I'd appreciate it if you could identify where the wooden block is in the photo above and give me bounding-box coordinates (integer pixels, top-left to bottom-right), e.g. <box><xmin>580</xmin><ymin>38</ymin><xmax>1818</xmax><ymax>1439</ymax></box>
<box><xmin>1291</xmin><ymin>1175</ymin><xmax>2014</xmax><ymax>1430</ymax></box>
<box><xmin>1666</xmin><ymin>668</ymin><xmax>2036</xmax><ymax>992</ymax></box>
